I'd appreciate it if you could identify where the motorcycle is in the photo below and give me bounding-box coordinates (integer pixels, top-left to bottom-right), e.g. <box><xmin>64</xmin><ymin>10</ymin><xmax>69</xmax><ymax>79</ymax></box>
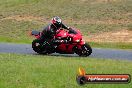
<box><xmin>31</xmin><ymin>28</ymin><xmax>92</xmax><ymax>56</ymax></box>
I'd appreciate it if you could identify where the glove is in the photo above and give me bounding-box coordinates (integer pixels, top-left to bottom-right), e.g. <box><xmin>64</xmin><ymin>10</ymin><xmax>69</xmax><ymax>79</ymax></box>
<box><xmin>68</xmin><ymin>27</ymin><xmax>72</xmax><ymax>30</ymax></box>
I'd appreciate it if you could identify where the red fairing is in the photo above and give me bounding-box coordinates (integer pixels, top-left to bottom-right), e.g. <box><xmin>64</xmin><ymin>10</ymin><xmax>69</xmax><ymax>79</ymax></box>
<box><xmin>80</xmin><ymin>39</ymin><xmax>85</xmax><ymax>45</ymax></box>
<box><xmin>55</xmin><ymin>29</ymin><xmax>68</xmax><ymax>38</ymax></box>
<box><xmin>57</xmin><ymin>44</ymin><xmax>75</xmax><ymax>53</ymax></box>
<box><xmin>55</xmin><ymin>28</ymin><xmax>86</xmax><ymax>53</ymax></box>
<box><xmin>35</xmin><ymin>35</ymin><xmax>40</xmax><ymax>39</ymax></box>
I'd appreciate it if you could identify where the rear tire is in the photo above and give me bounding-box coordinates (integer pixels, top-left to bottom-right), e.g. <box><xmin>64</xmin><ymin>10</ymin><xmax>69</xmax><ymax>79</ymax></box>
<box><xmin>32</xmin><ymin>39</ymin><xmax>47</xmax><ymax>54</ymax></box>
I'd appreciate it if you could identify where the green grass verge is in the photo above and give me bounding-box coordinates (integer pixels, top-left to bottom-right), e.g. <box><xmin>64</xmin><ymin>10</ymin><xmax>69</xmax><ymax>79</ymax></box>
<box><xmin>0</xmin><ymin>53</ymin><xmax>132</xmax><ymax>88</ymax></box>
<box><xmin>90</xmin><ymin>42</ymin><xmax>132</xmax><ymax>49</ymax></box>
<box><xmin>0</xmin><ymin>0</ymin><xmax>132</xmax><ymax>20</ymax></box>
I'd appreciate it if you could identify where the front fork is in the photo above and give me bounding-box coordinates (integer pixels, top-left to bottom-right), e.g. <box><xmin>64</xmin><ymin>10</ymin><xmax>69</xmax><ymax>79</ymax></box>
<box><xmin>73</xmin><ymin>40</ymin><xmax>85</xmax><ymax>54</ymax></box>
<box><xmin>77</xmin><ymin>40</ymin><xmax>85</xmax><ymax>49</ymax></box>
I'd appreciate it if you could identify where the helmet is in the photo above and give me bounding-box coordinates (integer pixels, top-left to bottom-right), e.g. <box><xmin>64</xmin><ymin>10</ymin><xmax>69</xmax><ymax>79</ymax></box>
<box><xmin>51</xmin><ymin>16</ymin><xmax>62</xmax><ymax>26</ymax></box>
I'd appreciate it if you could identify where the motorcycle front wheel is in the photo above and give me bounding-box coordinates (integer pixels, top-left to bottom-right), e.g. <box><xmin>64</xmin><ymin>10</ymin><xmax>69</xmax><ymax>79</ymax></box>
<box><xmin>76</xmin><ymin>43</ymin><xmax>92</xmax><ymax>57</ymax></box>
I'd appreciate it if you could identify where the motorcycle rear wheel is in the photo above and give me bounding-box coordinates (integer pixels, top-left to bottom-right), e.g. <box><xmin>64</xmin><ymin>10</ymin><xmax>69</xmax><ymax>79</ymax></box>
<box><xmin>32</xmin><ymin>39</ymin><xmax>47</xmax><ymax>54</ymax></box>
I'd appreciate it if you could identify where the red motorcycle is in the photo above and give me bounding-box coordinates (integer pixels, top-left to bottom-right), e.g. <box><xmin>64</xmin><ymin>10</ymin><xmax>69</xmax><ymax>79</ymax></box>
<box><xmin>31</xmin><ymin>28</ymin><xmax>92</xmax><ymax>56</ymax></box>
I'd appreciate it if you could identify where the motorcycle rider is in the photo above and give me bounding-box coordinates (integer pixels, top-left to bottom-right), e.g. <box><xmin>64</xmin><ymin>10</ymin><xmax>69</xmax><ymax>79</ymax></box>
<box><xmin>39</xmin><ymin>16</ymin><xmax>71</xmax><ymax>45</ymax></box>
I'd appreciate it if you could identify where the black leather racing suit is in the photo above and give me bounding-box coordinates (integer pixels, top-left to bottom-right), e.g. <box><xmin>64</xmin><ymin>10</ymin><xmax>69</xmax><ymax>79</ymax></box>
<box><xmin>39</xmin><ymin>23</ymin><xmax>69</xmax><ymax>44</ymax></box>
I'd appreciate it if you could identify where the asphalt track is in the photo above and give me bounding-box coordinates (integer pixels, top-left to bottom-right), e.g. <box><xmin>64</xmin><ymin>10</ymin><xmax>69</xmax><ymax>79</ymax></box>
<box><xmin>0</xmin><ymin>43</ymin><xmax>132</xmax><ymax>60</ymax></box>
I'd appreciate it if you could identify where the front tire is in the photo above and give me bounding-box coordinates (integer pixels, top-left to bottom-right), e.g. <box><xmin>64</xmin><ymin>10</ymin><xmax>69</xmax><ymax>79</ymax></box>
<box><xmin>76</xmin><ymin>43</ymin><xmax>92</xmax><ymax>57</ymax></box>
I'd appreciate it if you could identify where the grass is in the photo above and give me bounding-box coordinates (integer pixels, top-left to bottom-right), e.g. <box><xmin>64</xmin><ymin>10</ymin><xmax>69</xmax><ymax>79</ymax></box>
<box><xmin>0</xmin><ymin>0</ymin><xmax>132</xmax><ymax>20</ymax></box>
<box><xmin>0</xmin><ymin>53</ymin><xmax>132</xmax><ymax>88</ymax></box>
<box><xmin>90</xmin><ymin>42</ymin><xmax>132</xmax><ymax>49</ymax></box>
<box><xmin>0</xmin><ymin>0</ymin><xmax>132</xmax><ymax>49</ymax></box>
